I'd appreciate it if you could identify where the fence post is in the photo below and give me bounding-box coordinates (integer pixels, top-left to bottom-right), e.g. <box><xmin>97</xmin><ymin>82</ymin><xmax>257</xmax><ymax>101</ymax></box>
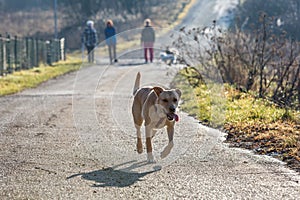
<box><xmin>30</xmin><ymin>38</ymin><xmax>35</xmax><ymax>68</ymax></box>
<box><xmin>52</xmin><ymin>39</ymin><xmax>55</xmax><ymax>63</ymax></box>
<box><xmin>0</xmin><ymin>34</ymin><xmax>3</xmax><ymax>76</ymax></box>
<box><xmin>32</xmin><ymin>39</ymin><xmax>36</xmax><ymax>67</ymax></box>
<box><xmin>34</xmin><ymin>39</ymin><xmax>38</xmax><ymax>67</ymax></box>
<box><xmin>40</xmin><ymin>40</ymin><xmax>46</xmax><ymax>65</ymax></box>
<box><xmin>53</xmin><ymin>40</ymin><xmax>57</xmax><ymax>63</ymax></box>
<box><xmin>60</xmin><ymin>38</ymin><xmax>66</xmax><ymax>61</ymax></box>
<box><xmin>53</xmin><ymin>39</ymin><xmax>58</xmax><ymax>62</ymax></box>
<box><xmin>46</xmin><ymin>40</ymin><xmax>52</xmax><ymax>66</ymax></box>
<box><xmin>14</xmin><ymin>35</ymin><xmax>19</xmax><ymax>71</ymax></box>
<box><xmin>25</xmin><ymin>37</ymin><xmax>30</xmax><ymax>69</ymax></box>
<box><xmin>6</xmin><ymin>34</ymin><xmax>12</xmax><ymax>74</ymax></box>
<box><xmin>21</xmin><ymin>37</ymin><xmax>26</xmax><ymax>69</ymax></box>
<box><xmin>36</xmin><ymin>39</ymin><xmax>40</xmax><ymax>66</ymax></box>
<box><xmin>56</xmin><ymin>39</ymin><xmax>59</xmax><ymax>62</ymax></box>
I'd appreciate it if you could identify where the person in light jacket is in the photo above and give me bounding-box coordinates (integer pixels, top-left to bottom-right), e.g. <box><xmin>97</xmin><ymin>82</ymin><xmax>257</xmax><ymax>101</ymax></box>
<box><xmin>104</xmin><ymin>20</ymin><xmax>117</xmax><ymax>64</ymax></box>
<box><xmin>141</xmin><ymin>19</ymin><xmax>155</xmax><ymax>63</ymax></box>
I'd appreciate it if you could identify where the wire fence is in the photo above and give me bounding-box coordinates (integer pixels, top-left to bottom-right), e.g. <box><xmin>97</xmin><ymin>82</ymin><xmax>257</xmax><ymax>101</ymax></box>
<box><xmin>0</xmin><ymin>34</ymin><xmax>65</xmax><ymax>76</ymax></box>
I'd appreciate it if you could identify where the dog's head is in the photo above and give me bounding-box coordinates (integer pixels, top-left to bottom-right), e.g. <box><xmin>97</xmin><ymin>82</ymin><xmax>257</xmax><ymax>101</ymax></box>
<box><xmin>153</xmin><ymin>87</ymin><xmax>181</xmax><ymax>121</ymax></box>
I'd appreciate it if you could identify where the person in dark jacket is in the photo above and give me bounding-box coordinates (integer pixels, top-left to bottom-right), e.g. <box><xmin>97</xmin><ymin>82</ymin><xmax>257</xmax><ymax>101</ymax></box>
<box><xmin>104</xmin><ymin>20</ymin><xmax>117</xmax><ymax>64</ymax></box>
<box><xmin>81</xmin><ymin>20</ymin><xmax>98</xmax><ymax>63</ymax></box>
<box><xmin>141</xmin><ymin>19</ymin><xmax>155</xmax><ymax>63</ymax></box>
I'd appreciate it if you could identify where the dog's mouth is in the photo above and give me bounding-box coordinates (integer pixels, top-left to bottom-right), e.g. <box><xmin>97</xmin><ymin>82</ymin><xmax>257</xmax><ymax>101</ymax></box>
<box><xmin>167</xmin><ymin>113</ymin><xmax>179</xmax><ymax>122</ymax></box>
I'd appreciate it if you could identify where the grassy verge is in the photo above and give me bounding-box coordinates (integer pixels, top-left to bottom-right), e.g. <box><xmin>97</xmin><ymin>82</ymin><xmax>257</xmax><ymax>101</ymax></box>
<box><xmin>173</xmin><ymin>67</ymin><xmax>300</xmax><ymax>172</ymax></box>
<box><xmin>0</xmin><ymin>57</ymin><xmax>82</xmax><ymax>96</ymax></box>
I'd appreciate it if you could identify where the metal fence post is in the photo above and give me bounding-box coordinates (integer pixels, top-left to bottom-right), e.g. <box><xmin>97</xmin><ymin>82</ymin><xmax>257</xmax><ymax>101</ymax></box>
<box><xmin>59</xmin><ymin>38</ymin><xmax>66</xmax><ymax>60</ymax></box>
<box><xmin>36</xmin><ymin>39</ymin><xmax>40</xmax><ymax>66</ymax></box>
<box><xmin>21</xmin><ymin>36</ymin><xmax>26</xmax><ymax>69</ymax></box>
<box><xmin>6</xmin><ymin>34</ymin><xmax>12</xmax><ymax>74</ymax></box>
<box><xmin>40</xmin><ymin>40</ymin><xmax>46</xmax><ymax>65</ymax></box>
<box><xmin>0</xmin><ymin>34</ymin><xmax>64</xmax><ymax>73</ymax></box>
<box><xmin>34</xmin><ymin>39</ymin><xmax>38</xmax><ymax>67</ymax></box>
<box><xmin>61</xmin><ymin>38</ymin><xmax>66</xmax><ymax>61</ymax></box>
<box><xmin>32</xmin><ymin>39</ymin><xmax>36</xmax><ymax>67</ymax></box>
<box><xmin>30</xmin><ymin>38</ymin><xmax>35</xmax><ymax>68</ymax></box>
<box><xmin>14</xmin><ymin>35</ymin><xmax>19</xmax><ymax>71</ymax></box>
<box><xmin>25</xmin><ymin>37</ymin><xmax>30</xmax><ymax>69</ymax></box>
<box><xmin>46</xmin><ymin>40</ymin><xmax>52</xmax><ymax>66</ymax></box>
<box><xmin>53</xmin><ymin>39</ymin><xmax>58</xmax><ymax>62</ymax></box>
<box><xmin>0</xmin><ymin>34</ymin><xmax>3</xmax><ymax>76</ymax></box>
<box><xmin>52</xmin><ymin>39</ymin><xmax>55</xmax><ymax>63</ymax></box>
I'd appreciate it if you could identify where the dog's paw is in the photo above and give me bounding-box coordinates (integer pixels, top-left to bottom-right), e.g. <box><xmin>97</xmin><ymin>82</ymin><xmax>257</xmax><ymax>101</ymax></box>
<box><xmin>137</xmin><ymin>148</ymin><xmax>143</xmax><ymax>154</ymax></box>
<box><xmin>147</xmin><ymin>152</ymin><xmax>156</xmax><ymax>163</ymax></box>
<box><xmin>137</xmin><ymin>143</ymin><xmax>143</xmax><ymax>154</ymax></box>
<box><xmin>160</xmin><ymin>141</ymin><xmax>174</xmax><ymax>159</ymax></box>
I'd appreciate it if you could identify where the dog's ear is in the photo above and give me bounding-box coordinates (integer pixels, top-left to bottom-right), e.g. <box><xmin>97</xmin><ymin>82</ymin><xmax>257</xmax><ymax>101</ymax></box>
<box><xmin>153</xmin><ymin>86</ymin><xmax>164</xmax><ymax>97</ymax></box>
<box><xmin>174</xmin><ymin>88</ymin><xmax>181</xmax><ymax>98</ymax></box>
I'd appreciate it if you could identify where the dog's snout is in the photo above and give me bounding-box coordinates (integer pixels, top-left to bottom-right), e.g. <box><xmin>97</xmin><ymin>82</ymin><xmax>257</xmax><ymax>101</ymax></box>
<box><xmin>169</xmin><ymin>105</ymin><xmax>176</xmax><ymax>113</ymax></box>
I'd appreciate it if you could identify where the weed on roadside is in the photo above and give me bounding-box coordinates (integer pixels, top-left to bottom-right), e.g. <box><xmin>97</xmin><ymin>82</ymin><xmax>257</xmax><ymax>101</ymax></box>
<box><xmin>173</xmin><ymin>68</ymin><xmax>300</xmax><ymax>172</ymax></box>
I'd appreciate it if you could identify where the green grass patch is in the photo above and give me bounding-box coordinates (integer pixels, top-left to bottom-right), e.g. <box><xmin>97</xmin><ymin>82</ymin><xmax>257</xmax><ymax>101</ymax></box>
<box><xmin>174</xmin><ymin>67</ymin><xmax>299</xmax><ymax>126</ymax></box>
<box><xmin>173</xmin><ymin>68</ymin><xmax>227</xmax><ymax>127</ymax></box>
<box><xmin>225</xmin><ymin>85</ymin><xmax>297</xmax><ymax>124</ymax></box>
<box><xmin>0</xmin><ymin>58</ymin><xmax>82</xmax><ymax>96</ymax></box>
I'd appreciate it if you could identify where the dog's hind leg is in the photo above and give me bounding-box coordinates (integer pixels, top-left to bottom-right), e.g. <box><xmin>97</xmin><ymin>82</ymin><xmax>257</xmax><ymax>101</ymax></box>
<box><xmin>145</xmin><ymin>127</ymin><xmax>155</xmax><ymax>163</ymax></box>
<box><xmin>132</xmin><ymin>99</ymin><xmax>143</xmax><ymax>154</ymax></box>
<box><xmin>135</xmin><ymin>124</ymin><xmax>143</xmax><ymax>154</ymax></box>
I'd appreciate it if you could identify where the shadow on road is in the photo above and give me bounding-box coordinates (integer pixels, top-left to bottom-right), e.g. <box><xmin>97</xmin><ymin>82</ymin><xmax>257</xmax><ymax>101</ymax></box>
<box><xmin>66</xmin><ymin>160</ymin><xmax>161</xmax><ymax>187</ymax></box>
<box><xmin>117</xmin><ymin>61</ymin><xmax>147</xmax><ymax>67</ymax></box>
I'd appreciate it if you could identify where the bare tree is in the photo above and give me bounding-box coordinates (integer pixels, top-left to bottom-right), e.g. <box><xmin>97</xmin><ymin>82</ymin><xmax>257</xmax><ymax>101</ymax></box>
<box><xmin>173</xmin><ymin>17</ymin><xmax>300</xmax><ymax>109</ymax></box>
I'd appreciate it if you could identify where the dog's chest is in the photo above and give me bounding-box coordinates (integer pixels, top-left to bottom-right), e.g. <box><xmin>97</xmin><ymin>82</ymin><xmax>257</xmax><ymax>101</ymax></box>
<box><xmin>153</xmin><ymin>117</ymin><xmax>167</xmax><ymax>129</ymax></box>
<box><xmin>145</xmin><ymin>108</ymin><xmax>167</xmax><ymax>129</ymax></box>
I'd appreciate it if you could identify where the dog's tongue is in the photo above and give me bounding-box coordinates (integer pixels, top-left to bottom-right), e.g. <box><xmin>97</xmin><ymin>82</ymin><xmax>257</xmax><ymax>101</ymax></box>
<box><xmin>174</xmin><ymin>114</ymin><xmax>179</xmax><ymax>122</ymax></box>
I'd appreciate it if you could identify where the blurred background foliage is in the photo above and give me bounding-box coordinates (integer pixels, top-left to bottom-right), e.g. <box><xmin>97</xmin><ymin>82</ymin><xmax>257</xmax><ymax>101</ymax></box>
<box><xmin>233</xmin><ymin>0</ymin><xmax>300</xmax><ymax>40</ymax></box>
<box><xmin>0</xmin><ymin>0</ymin><xmax>189</xmax><ymax>49</ymax></box>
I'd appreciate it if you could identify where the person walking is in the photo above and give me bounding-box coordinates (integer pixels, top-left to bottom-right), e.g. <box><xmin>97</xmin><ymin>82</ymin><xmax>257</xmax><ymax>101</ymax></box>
<box><xmin>104</xmin><ymin>20</ymin><xmax>117</xmax><ymax>64</ymax></box>
<box><xmin>141</xmin><ymin>19</ymin><xmax>155</xmax><ymax>63</ymax></box>
<box><xmin>81</xmin><ymin>20</ymin><xmax>98</xmax><ymax>63</ymax></box>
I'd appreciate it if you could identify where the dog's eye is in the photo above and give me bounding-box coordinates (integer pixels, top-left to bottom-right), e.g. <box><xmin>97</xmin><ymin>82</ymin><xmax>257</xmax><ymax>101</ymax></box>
<box><xmin>173</xmin><ymin>98</ymin><xmax>178</xmax><ymax>102</ymax></box>
<box><xmin>162</xmin><ymin>99</ymin><xmax>168</xmax><ymax>102</ymax></box>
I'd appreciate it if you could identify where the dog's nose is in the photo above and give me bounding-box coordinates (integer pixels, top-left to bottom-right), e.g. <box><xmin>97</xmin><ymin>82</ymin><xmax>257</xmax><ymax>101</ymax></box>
<box><xmin>169</xmin><ymin>106</ymin><xmax>176</xmax><ymax>113</ymax></box>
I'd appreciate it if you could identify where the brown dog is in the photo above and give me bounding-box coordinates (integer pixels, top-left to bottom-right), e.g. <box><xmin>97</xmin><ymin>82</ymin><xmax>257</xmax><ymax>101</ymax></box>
<box><xmin>132</xmin><ymin>72</ymin><xmax>181</xmax><ymax>163</ymax></box>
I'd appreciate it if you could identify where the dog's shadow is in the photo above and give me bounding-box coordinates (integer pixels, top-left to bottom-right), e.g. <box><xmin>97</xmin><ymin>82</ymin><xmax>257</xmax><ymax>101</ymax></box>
<box><xmin>66</xmin><ymin>160</ymin><xmax>161</xmax><ymax>188</ymax></box>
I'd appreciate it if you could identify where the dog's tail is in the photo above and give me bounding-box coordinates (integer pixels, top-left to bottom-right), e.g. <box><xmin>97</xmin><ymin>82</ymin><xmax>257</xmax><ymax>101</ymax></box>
<box><xmin>133</xmin><ymin>72</ymin><xmax>141</xmax><ymax>95</ymax></box>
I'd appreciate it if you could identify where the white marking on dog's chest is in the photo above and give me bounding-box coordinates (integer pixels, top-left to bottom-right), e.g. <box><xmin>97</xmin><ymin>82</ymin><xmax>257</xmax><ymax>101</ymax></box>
<box><xmin>154</xmin><ymin>117</ymin><xmax>167</xmax><ymax>129</ymax></box>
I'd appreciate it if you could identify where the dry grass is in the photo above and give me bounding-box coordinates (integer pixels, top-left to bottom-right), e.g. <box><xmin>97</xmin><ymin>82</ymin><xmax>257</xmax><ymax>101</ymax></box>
<box><xmin>225</xmin><ymin>120</ymin><xmax>300</xmax><ymax>171</ymax></box>
<box><xmin>223</xmin><ymin>86</ymin><xmax>299</xmax><ymax>172</ymax></box>
<box><xmin>173</xmin><ymin>68</ymin><xmax>300</xmax><ymax>172</ymax></box>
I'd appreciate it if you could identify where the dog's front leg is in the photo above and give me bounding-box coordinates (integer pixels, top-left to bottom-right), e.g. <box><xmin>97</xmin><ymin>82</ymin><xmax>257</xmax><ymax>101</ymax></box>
<box><xmin>136</xmin><ymin>125</ymin><xmax>143</xmax><ymax>154</ymax></box>
<box><xmin>161</xmin><ymin>124</ymin><xmax>174</xmax><ymax>159</ymax></box>
<box><xmin>145</xmin><ymin>126</ymin><xmax>155</xmax><ymax>163</ymax></box>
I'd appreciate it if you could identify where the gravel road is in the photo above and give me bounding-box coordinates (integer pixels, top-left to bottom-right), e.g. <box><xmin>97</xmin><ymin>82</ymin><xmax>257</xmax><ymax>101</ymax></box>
<box><xmin>1</xmin><ymin>0</ymin><xmax>300</xmax><ymax>199</ymax></box>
